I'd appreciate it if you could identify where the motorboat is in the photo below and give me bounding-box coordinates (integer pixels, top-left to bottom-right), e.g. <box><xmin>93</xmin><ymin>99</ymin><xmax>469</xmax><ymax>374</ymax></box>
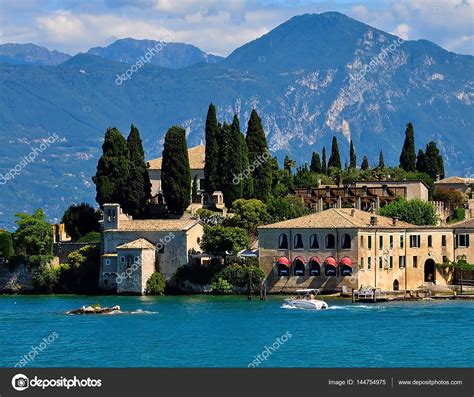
<box><xmin>284</xmin><ymin>289</ymin><xmax>328</xmax><ymax>310</ymax></box>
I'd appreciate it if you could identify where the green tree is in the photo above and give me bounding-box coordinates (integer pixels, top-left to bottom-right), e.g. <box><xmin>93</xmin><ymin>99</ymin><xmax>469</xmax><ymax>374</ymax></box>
<box><xmin>321</xmin><ymin>147</ymin><xmax>327</xmax><ymax>175</ymax></box>
<box><xmin>200</xmin><ymin>225</ymin><xmax>249</xmax><ymax>256</ymax></box>
<box><xmin>60</xmin><ymin>245</ymin><xmax>100</xmax><ymax>294</ymax></box>
<box><xmin>204</xmin><ymin>103</ymin><xmax>220</xmax><ymax>194</ymax></box>
<box><xmin>92</xmin><ymin>127</ymin><xmax>130</xmax><ymax>208</ymax></box>
<box><xmin>13</xmin><ymin>209</ymin><xmax>53</xmax><ymax>257</ymax></box>
<box><xmin>293</xmin><ymin>163</ymin><xmax>318</xmax><ymax>188</ymax></box>
<box><xmin>145</xmin><ymin>272</ymin><xmax>166</xmax><ymax>295</ymax></box>
<box><xmin>424</xmin><ymin>141</ymin><xmax>445</xmax><ymax>180</ymax></box>
<box><xmin>416</xmin><ymin>149</ymin><xmax>426</xmax><ymax>174</ymax></box>
<box><xmin>161</xmin><ymin>126</ymin><xmax>191</xmax><ymax>215</ymax></box>
<box><xmin>0</xmin><ymin>232</ymin><xmax>13</xmax><ymax>261</ymax></box>
<box><xmin>361</xmin><ymin>155</ymin><xmax>369</xmax><ymax>170</ymax></box>
<box><xmin>266</xmin><ymin>195</ymin><xmax>309</xmax><ymax>222</ymax></box>
<box><xmin>230</xmin><ymin>198</ymin><xmax>269</xmax><ymax>234</ymax></box>
<box><xmin>123</xmin><ymin>125</ymin><xmax>151</xmax><ymax>217</ymax></box>
<box><xmin>283</xmin><ymin>155</ymin><xmax>296</xmax><ymax>174</ymax></box>
<box><xmin>328</xmin><ymin>136</ymin><xmax>342</xmax><ymax>170</ymax></box>
<box><xmin>378</xmin><ymin>150</ymin><xmax>385</xmax><ymax>168</ymax></box>
<box><xmin>245</xmin><ymin>109</ymin><xmax>272</xmax><ymax>201</ymax></box>
<box><xmin>61</xmin><ymin>203</ymin><xmax>100</xmax><ymax>241</ymax></box>
<box><xmin>239</xmin><ymin>132</ymin><xmax>254</xmax><ymax>199</ymax></box>
<box><xmin>378</xmin><ymin>198</ymin><xmax>438</xmax><ymax>226</ymax></box>
<box><xmin>310</xmin><ymin>152</ymin><xmax>322</xmax><ymax>174</ymax></box>
<box><xmin>399</xmin><ymin>122</ymin><xmax>416</xmax><ymax>172</ymax></box>
<box><xmin>222</xmin><ymin>115</ymin><xmax>244</xmax><ymax>207</ymax></box>
<box><xmin>192</xmin><ymin>175</ymin><xmax>198</xmax><ymax>200</ymax></box>
<box><xmin>349</xmin><ymin>139</ymin><xmax>356</xmax><ymax>169</ymax></box>
<box><xmin>433</xmin><ymin>189</ymin><xmax>465</xmax><ymax>209</ymax></box>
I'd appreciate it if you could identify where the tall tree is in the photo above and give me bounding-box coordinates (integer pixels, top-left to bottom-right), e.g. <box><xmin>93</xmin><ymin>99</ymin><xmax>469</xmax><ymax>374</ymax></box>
<box><xmin>239</xmin><ymin>132</ymin><xmax>254</xmax><ymax>199</ymax></box>
<box><xmin>123</xmin><ymin>125</ymin><xmax>151</xmax><ymax>217</ymax></box>
<box><xmin>310</xmin><ymin>152</ymin><xmax>322</xmax><ymax>173</ymax></box>
<box><xmin>161</xmin><ymin>126</ymin><xmax>191</xmax><ymax>215</ymax></box>
<box><xmin>327</xmin><ymin>136</ymin><xmax>342</xmax><ymax>170</ymax></box>
<box><xmin>378</xmin><ymin>150</ymin><xmax>385</xmax><ymax>168</ymax></box>
<box><xmin>204</xmin><ymin>103</ymin><xmax>220</xmax><ymax>194</ymax></box>
<box><xmin>92</xmin><ymin>127</ymin><xmax>130</xmax><ymax>208</ymax></box>
<box><xmin>283</xmin><ymin>155</ymin><xmax>296</xmax><ymax>174</ymax></box>
<box><xmin>61</xmin><ymin>203</ymin><xmax>100</xmax><ymax>241</ymax></box>
<box><xmin>349</xmin><ymin>139</ymin><xmax>356</xmax><ymax>169</ymax></box>
<box><xmin>424</xmin><ymin>141</ymin><xmax>445</xmax><ymax>180</ymax></box>
<box><xmin>416</xmin><ymin>149</ymin><xmax>426</xmax><ymax>174</ymax></box>
<box><xmin>216</xmin><ymin>122</ymin><xmax>231</xmax><ymax>189</ymax></box>
<box><xmin>399</xmin><ymin>122</ymin><xmax>416</xmax><ymax>172</ymax></box>
<box><xmin>245</xmin><ymin>109</ymin><xmax>272</xmax><ymax>201</ymax></box>
<box><xmin>321</xmin><ymin>147</ymin><xmax>327</xmax><ymax>175</ymax></box>
<box><xmin>222</xmin><ymin>115</ymin><xmax>244</xmax><ymax>207</ymax></box>
<box><xmin>13</xmin><ymin>209</ymin><xmax>53</xmax><ymax>257</ymax></box>
<box><xmin>361</xmin><ymin>155</ymin><xmax>369</xmax><ymax>170</ymax></box>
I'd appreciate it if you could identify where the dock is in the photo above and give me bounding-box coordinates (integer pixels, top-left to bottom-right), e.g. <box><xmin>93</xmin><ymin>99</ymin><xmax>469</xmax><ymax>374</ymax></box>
<box><xmin>351</xmin><ymin>288</ymin><xmax>474</xmax><ymax>303</ymax></box>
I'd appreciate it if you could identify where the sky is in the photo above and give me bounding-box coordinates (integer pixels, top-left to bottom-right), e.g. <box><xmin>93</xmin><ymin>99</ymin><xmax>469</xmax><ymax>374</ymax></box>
<box><xmin>0</xmin><ymin>0</ymin><xmax>473</xmax><ymax>56</ymax></box>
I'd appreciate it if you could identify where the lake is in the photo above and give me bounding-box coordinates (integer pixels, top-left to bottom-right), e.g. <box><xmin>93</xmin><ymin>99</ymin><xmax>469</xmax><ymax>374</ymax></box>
<box><xmin>0</xmin><ymin>295</ymin><xmax>473</xmax><ymax>368</ymax></box>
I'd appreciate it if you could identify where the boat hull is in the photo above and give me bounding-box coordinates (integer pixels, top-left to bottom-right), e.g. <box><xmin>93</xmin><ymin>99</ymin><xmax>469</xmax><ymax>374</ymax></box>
<box><xmin>284</xmin><ymin>299</ymin><xmax>328</xmax><ymax>310</ymax></box>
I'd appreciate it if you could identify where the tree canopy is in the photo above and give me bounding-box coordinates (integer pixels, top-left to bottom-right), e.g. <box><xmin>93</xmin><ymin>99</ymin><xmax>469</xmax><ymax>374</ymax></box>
<box><xmin>61</xmin><ymin>203</ymin><xmax>100</xmax><ymax>241</ymax></box>
<box><xmin>378</xmin><ymin>198</ymin><xmax>438</xmax><ymax>226</ymax></box>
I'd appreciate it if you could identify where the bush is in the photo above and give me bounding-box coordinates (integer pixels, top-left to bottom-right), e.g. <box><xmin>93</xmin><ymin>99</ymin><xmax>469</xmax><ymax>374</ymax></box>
<box><xmin>171</xmin><ymin>263</ymin><xmax>221</xmax><ymax>286</ymax></box>
<box><xmin>210</xmin><ymin>277</ymin><xmax>233</xmax><ymax>294</ymax></box>
<box><xmin>32</xmin><ymin>265</ymin><xmax>61</xmax><ymax>293</ymax></box>
<box><xmin>212</xmin><ymin>263</ymin><xmax>265</xmax><ymax>293</ymax></box>
<box><xmin>76</xmin><ymin>232</ymin><xmax>101</xmax><ymax>243</ymax></box>
<box><xmin>447</xmin><ymin>208</ymin><xmax>465</xmax><ymax>224</ymax></box>
<box><xmin>433</xmin><ymin>189</ymin><xmax>466</xmax><ymax>209</ymax></box>
<box><xmin>145</xmin><ymin>272</ymin><xmax>166</xmax><ymax>295</ymax></box>
<box><xmin>266</xmin><ymin>195</ymin><xmax>309</xmax><ymax>222</ymax></box>
<box><xmin>0</xmin><ymin>232</ymin><xmax>13</xmax><ymax>261</ymax></box>
<box><xmin>378</xmin><ymin>198</ymin><xmax>438</xmax><ymax>226</ymax></box>
<box><xmin>27</xmin><ymin>254</ymin><xmax>54</xmax><ymax>268</ymax></box>
<box><xmin>59</xmin><ymin>245</ymin><xmax>100</xmax><ymax>294</ymax></box>
<box><xmin>195</xmin><ymin>208</ymin><xmax>224</xmax><ymax>226</ymax></box>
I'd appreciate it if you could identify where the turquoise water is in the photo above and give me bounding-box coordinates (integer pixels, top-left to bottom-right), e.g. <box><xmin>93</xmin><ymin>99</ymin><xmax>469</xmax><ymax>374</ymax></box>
<box><xmin>0</xmin><ymin>295</ymin><xmax>473</xmax><ymax>368</ymax></box>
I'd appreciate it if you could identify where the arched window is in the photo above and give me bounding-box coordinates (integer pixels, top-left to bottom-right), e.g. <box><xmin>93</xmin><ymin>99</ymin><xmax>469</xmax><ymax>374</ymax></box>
<box><xmin>278</xmin><ymin>234</ymin><xmax>288</xmax><ymax>249</ymax></box>
<box><xmin>309</xmin><ymin>234</ymin><xmax>319</xmax><ymax>249</ymax></box>
<box><xmin>325</xmin><ymin>234</ymin><xmax>335</xmax><ymax>249</ymax></box>
<box><xmin>293</xmin><ymin>256</ymin><xmax>305</xmax><ymax>276</ymax></box>
<box><xmin>341</xmin><ymin>234</ymin><xmax>351</xmax><ymax>249</ymax></box>
<box><xmin>324</xmin><ymin>256</ymin><xmax>337</xmax><ymax>276</ymax></box>
<box><xmin>276</xmin><ymin>257</ymin><xmax>290</xmax><ymax>276</ymax></box>
<box><xmin>294</xmin><ymin>234</ymin><xmax>304</xmax><ymax>249</ymax></box>
<box><xmin>309</xmin><ymin>256</ymin><xmax>321</xmax><ymax>276</ymax></box>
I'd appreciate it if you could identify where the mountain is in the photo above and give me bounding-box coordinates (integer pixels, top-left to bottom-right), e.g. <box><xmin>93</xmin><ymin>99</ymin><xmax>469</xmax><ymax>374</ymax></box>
<box><xmin>0</xmin><ymin>12</ymin><xmax>473</xmax><ymax>229</ymax></box>
<box><xmin>0</xmin><ymin>43</ymin><xmax>71</xmax><ymax>65</ymax></box>
<box><xmin>86</xmin><ymin>38</ymin><xmax>223</xmax><ymax>69</ymax></box>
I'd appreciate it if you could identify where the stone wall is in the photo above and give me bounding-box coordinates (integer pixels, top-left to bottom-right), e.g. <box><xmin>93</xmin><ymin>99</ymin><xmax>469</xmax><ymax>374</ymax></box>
<box><xmin>54</xmin><ymin>242</ymin><xmax>99</xmax><ymax>264</ymax></box>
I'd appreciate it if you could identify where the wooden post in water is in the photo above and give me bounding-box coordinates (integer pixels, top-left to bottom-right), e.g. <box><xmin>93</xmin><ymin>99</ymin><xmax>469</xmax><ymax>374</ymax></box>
<box><xmin>372</xmin><ymin>288</ymin><xmax>377</xmax><ymax>303</ymax></box>
<box><xmin>352</xmin><ymin>289</ymin><xmax>356</xmax><ymax>303</ymax></box>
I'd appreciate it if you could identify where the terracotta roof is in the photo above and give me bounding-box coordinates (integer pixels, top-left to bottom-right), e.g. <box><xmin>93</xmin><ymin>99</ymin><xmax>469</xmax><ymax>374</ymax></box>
<box><xmin>148</xmin><ymin>145</ymin><xmax>205</xmax><ymax>170</ymax></box>
<box><xmin>116</xmin><ymin>238</ymin><xmax>156</xmax><ymax>250</ymax></box>
<box><xmin>435</xmin><ymin>176</ymin><xmax>471</xmax><ymax>184</ymax></box>
<box><xmin>452</xmin><ymin>218</ymin><xmax>474</xmax><ymax>229</ymax></box>
<box><xmin>117</xmin><ymin>218</ymin><xmax>200</xmax><ymax>232</ymax></box>
<box><xmin>258</xmin><ymin>208</ymin><xmax>415</xmax><ymax>229</ymax></box>
<box><xmin>102</xmin><ymin>253</ymin><xmax>118</xmax><ymax>257</ymax></box>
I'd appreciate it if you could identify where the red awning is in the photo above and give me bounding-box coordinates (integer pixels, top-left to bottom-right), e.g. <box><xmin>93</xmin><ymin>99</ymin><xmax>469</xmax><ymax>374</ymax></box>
<box><xmin>324</xmin><ymin>256</ymin><xmax>338</xmax><ymax>267</ymax></box>
<box><xmin>276</xmin><ymin>257</ymin><xmax>290</xmax><ymax>267</ymax></box>
<box><xmin>339</xmin><ymin>257</ymin><xmax>353</xmax><ymax>267</ymax></box>
<box><xmin>293</xmin><ymin>255</ymin><xmax>306</xmax><ymax>264</ymax></box>
<box><xmin>309</xmin><ymin>256</ymin><xmax>321</xmax><ymax>264</ymax></box>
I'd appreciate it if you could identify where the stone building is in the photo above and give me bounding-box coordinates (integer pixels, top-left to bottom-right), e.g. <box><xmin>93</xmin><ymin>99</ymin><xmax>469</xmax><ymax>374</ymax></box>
<box><xmin>99</xmin><ymin>203</ymin><xmax>204</xmax><ymax>294</ymax></box>
<box><xmin>258</xmin><ymin>208</ymin><xmax>472</xmax><ymax>292</ymax></box>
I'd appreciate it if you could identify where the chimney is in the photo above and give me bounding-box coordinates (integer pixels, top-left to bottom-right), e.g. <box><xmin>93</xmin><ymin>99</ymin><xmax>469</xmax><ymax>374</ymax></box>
<box><xmin>392</xmin><ymin>217</ymin><xmax>399</xmax><ymax>226</ymax></box>
<box><xmin>351</xmin><ymin>208</ymin><xmax>356</xmax><ymax>217</ymax></box>
<box><xmin>370</xmin><ymin>216</ymin><xmax>378</xmax><ymax>226</ymax></box>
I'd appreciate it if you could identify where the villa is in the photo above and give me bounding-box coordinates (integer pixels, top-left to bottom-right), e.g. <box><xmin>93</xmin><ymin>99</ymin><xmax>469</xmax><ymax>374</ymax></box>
<box><xmin>258</xmin><ymin>208</ymin><xmax>473</xmax><ymax>292</ymax></box>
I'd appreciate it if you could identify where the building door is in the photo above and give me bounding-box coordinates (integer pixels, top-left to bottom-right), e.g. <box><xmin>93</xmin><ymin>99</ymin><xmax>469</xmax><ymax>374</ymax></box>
<box><xmin>424</xmin><ymin>259</ymin><xmax>436</xmax><ymax>283</ymax></box>
<box><xmin>393</xmin><ymin>279</ymin><xmax>399</xmax><ymax>291</ymax></box>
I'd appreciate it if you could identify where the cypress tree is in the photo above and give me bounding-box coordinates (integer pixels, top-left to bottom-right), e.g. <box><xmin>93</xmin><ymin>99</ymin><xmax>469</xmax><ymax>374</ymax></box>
<box><xmin>192</xmin><ymin>175</ymin><xmax>198</xmax><ymax>201</ymax></box>
<box><xmin>378</xmin><ymin>150</ymin><xmax>385</xmax><ymax>168</ymax></box>
<box><xmin>310</xmin><ymin>152</ymin><xmax>322</xmax><ymax>173</ymax></box>
<box><xmin>361</xmin><ymin>155</ymin><xmax>369</xmax><ymax>170</ymax></box>
<box><xmin>349</xmin><ymin>139</ymin><xmax>356</xmax><ymax>169</ymax></box>
<box><xmin>204</xmin><ymin>103</ymin><xmax>220</xmax><ymax>194</ymax></box>
<box><xmin>240</xmin><ymin>132</ymin><xmax>254</xmax><ymax>199</ymax></box>
<box><xmin>321</xmin><ymin>147</ymin><xmax>327</xmax><ymax>175</ymax></box>
<box><xmin>161</xmin><ymin>126</ymin><xmax>191</xmax><ymax>215</ymax></box>
<box><xmin>122</xmin><ymin>125</ymin><xmax>151</xmax><ymax>217</ymax></box>
<box><xmin>222</xmin><ymin>115</ymin><xmax>244</xmax><ymax>207</ymax></box>
<box><xmin>424</xmin><ymin>142</ymin><xmax>445</xmax><ymax>180</ymax></box>
<box><xmin>416</xmin><ymin>149</ymin><xmax>426</xmax><ymax>174</ymax></box>
<box><xmin>245</xmin><ymin>109</ymin><xmax>272</xmax><ymax>201</ymax></box>
<box><xmin>216</xmin><ymin>122</ymin><xmax>231</xmax><ymax>189</ymax></box>
<box><xmin>399</xmin><ymin>122</ymin><xmax>416</xmax><ymax>171</ymax></box>
<box><xmin>328</xmin><ymin>136</ymin><xmax>342</xmax><ymax>170</ymax></box>
<box><xmin>92</xmin><ymin>127</ymin><xmax>130</xmax><ymax>208</ymax></box>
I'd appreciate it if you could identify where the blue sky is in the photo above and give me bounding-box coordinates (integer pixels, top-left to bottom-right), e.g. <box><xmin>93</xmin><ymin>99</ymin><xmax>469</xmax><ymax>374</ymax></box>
<box><xmin>0</xmin><ymin>0</ymin><xmax>472</xmax><ymax>55</ymax></box>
